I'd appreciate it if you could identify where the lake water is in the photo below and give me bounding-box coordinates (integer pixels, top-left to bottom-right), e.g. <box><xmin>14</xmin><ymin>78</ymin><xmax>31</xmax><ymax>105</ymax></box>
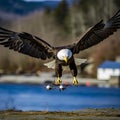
<box><xmin>0</xmin><ymin>83</ymin><xmax>120</xmax><ymax>111</ymax></box>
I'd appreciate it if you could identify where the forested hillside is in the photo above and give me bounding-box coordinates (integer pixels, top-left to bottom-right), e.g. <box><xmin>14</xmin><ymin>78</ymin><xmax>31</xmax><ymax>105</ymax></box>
<box><xmin>0</xmin><ymin>0</ymin><xmax>60</xmax><ymax>15</ymax></box>
<box><xmin>0</xmin><ymin>0</ymin><xmax>120</xmax><ymax>77</ymax></box>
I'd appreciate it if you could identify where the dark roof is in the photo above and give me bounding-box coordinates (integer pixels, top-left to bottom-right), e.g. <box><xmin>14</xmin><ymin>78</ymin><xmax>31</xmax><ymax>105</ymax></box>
<box><xmin>98</xmin><ymin>61</ymin><xmax>120</xmax><ymax>69</ymax></box>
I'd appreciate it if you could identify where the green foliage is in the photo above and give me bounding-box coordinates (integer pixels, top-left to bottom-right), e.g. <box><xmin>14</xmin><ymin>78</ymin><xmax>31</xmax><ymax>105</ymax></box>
<box><xmin>114</xmin><ymin>0</ymin><xmax>120</xmax><ymax>7</ymax></box>
<box><xmin>74</xmin><ymin>0</ymin><xmax>98</xmax><ymax>12</ymax></box>
<box><xmin>44</xmin><ymin>7</ymin><xmax>52</xmax><ymax>15</ymax></box>
<box><xmin>53</xmin><ymin>0</ymin><xmax>69</xmax><ymax>31</ymax></box>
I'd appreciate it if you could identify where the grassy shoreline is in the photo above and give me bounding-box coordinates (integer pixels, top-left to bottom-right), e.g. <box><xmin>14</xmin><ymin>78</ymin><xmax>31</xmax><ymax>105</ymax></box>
<box><xmin>0</xmin><ymin>108</ymin><xmax>120</xmax><ymax>120</ymax></box>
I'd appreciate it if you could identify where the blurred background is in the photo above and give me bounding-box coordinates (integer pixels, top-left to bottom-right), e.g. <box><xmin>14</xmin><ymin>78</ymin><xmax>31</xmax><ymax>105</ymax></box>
<box><xmin>0</xmin><ymin>0</ymin><xmax>120</xmax><ymax>77</ymax></box>
<box><xmin>0</xmin><ymin>0</ymin><xmax>120</xmax><ymax>111</ymax></box>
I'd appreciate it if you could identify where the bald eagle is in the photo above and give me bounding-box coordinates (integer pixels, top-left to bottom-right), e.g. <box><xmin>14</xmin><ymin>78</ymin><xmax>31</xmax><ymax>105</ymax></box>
<box><xmin>0</xmin><ymin>10</ymin><xmax>120</xmax><ymax>85</ymax></box>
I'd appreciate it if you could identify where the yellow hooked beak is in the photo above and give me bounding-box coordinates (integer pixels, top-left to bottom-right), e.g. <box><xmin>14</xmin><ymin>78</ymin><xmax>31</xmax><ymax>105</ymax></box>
<box><xmin>63</xmin><ymin>57</ymin><xmax>69</xmax><ymax>64</ymax></box>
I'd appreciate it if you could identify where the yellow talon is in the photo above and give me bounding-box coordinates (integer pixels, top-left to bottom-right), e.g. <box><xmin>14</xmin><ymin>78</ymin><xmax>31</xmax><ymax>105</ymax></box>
<box><xmin>73</xmin><ymin>77</ymin><xmax>79</xmax><ymax>85</ymax></box>
<box><xmin>55</xmin><ymin>77</ymin><xmax>62</xmax><ymax>85</ymax></box>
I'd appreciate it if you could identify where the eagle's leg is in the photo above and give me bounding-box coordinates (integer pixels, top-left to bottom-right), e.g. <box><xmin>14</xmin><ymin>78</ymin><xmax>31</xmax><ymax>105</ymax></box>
<box><xmin>69</xmin><ymin>63</ymin><xmax>79</xmax><ymax>85</ymax></box>
<box><xmin>73</xmin><ymin>77</ymin><xmax>79</xmax><ymax>85</ymax></box>
<box><xmin>55</xmin><ymin>64</ymin><xmax>62</xmax><ymax>85</ymax></box>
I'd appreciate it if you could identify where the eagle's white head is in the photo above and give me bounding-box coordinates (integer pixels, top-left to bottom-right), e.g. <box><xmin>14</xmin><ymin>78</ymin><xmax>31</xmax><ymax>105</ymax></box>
<box><xmin>57</xmin><ymin>49</ymin><xmax>72</xmax><ymax>63</ymax></box>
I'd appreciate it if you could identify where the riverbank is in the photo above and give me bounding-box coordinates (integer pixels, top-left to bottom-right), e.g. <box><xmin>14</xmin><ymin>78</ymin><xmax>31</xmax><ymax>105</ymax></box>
<box><xmin>0</xmin><ymin>73</ymin><xmax>109</xmax><ymax>87</ymax></box>
<box><xmin>0</xmin><ymin>108</ymin><xmax>120</xmax><ymax>120</ymax></box>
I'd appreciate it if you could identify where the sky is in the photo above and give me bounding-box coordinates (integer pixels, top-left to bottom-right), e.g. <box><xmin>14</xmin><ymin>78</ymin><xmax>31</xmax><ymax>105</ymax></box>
<box><xmin>25</xmin><ymin>0</ymin><xmax>61</xmax><ymax>1</ymax></box>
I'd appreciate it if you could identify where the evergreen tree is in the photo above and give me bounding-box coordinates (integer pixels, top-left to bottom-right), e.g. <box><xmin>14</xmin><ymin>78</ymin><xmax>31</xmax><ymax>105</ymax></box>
<box><xmin>53</xmin><ymin>0</ymin><xmax>69</xmax><ymax>30</ymax></box>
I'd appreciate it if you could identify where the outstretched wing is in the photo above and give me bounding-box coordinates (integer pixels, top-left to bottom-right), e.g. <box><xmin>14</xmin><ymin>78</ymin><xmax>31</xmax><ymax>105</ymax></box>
<box><xmin>0</xmin><ymin>27</ymin><xmax>55</xmax><ymax>60</ymax></box>
<box><xmin>71</xmin><ymin>10</ymin><xmax>120</xmax><ymax>54</ymax></box>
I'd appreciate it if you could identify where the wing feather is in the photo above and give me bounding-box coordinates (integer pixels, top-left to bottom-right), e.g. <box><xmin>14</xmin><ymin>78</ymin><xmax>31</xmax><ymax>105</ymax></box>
<box><xmin>0</xmin><ymin>27</ymin><xmax>54</xmax><ymax>60</ymax></box>
<box><xmin>71</xmin><ymin>9</ymin><xmax>120</xmax><ymax>54</ymax></box>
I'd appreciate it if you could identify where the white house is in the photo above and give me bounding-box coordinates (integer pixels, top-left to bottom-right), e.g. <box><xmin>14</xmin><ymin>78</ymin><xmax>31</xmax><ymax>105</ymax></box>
<box><xmin>97</xmin><ymin>61</ymin><xmax>120</xmax><ymax>80</ymax></box>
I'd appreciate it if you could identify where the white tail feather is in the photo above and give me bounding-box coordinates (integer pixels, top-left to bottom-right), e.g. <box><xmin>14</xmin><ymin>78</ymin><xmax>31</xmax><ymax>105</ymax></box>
<box><xmin>74</xmin><ymin>58</ymin><xmax>87</xmax><ymax>66</ymax></box>
<box><xmin>44</xmin><ymin>60</ymin><xmax>55</xmax><ymax>69</ymax></box>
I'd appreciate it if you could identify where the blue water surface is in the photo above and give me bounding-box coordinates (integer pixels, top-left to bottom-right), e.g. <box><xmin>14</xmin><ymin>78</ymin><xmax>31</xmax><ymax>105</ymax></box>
<box><xmin>0</xmin><ymin>83</ymin><xmax>120</xmax><ymax>111</ymax></box>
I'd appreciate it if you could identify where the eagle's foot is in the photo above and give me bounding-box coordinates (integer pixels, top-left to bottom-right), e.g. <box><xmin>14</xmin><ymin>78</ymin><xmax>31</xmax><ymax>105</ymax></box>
<box><xmin>73</xmin><ymin>77</ymin><xmax>79</xmax><ymax>85</ymax></box>
<box><xmin>55</xmin><ymin>77</ymin><xmax>62</xmax><ymax>85</ymax></box>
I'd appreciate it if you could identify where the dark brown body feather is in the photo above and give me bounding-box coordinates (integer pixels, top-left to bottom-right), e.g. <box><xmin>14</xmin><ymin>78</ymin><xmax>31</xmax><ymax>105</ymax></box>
<box><xmin>55</xmin><ymin>56</ymin><xmax>77</xmax><ymax>77</ymax></box>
